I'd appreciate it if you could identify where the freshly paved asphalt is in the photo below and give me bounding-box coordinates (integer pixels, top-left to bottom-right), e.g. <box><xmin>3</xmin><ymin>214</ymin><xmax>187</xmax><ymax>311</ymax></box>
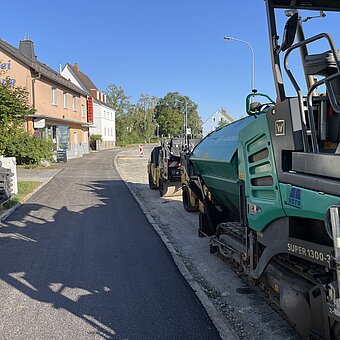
<box><xmin>0</xmin><ymin>150</ymin><xmax>220</xmax><ymax>340</ymax></box>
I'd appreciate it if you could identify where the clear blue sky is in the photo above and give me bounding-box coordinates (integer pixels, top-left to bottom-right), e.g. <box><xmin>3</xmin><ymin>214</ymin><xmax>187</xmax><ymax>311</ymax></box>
<box><xmin>2</xmin><ymin>1</ymin><xmax>340</xmax><ymax>121</ymax></box>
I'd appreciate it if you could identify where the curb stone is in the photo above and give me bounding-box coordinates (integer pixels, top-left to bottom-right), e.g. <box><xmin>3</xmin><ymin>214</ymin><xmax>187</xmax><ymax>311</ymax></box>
<box><xmin>114</xmin><ymin>149</ymin><xmax>237</xmax><ymax>340</ymax></box>
<box><xmin>0</xmin><ymin>168</ymin><xmax>63</xmax><ymax>223</ymax></box>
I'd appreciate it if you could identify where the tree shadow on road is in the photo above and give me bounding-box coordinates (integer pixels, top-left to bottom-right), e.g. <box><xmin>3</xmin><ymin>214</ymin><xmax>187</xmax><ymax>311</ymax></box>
<box><xmin>0</xmin><ymin>188</ymin><xmax>121</xmax><ymax>338</ymax></box>
<box><xmin>0</xmin><ymin>179</ymin><xmax>145</xmax><ymax>339</ymax></box>
<box><xmin>0</xmin><ymin>179</ymin><xmax>218</xmax><ymax>340</ymax></box>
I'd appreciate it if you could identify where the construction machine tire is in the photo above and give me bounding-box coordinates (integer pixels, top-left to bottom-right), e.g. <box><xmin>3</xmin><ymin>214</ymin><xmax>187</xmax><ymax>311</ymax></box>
<box><xmin>182</xmin><ymin>185</ymin><xmax>198</xmax><ymax>212</ymax></box>
<box><xmin>159</xmin><ymin>179</ymin><xmax>180</xmax><ymax>197</ymax></box>
<box><xmin>148</xmin><ymin>172</ymin><xmax>157</xmax><ymax>190</ymax></box>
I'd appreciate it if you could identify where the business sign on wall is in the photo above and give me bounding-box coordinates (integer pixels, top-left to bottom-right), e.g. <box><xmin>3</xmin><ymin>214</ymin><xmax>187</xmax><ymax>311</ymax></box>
<box><xmin>0</xmin><ymin>58</ymin><xmax>16</xmax><ymax>86</ymax></box>
<box><xmin>33</xmin><ymin>118</ymin><xmax>46</xmax><ymax>129</ymax></box>
<box><xmin>87</xmin><ymin>96</ymin><xmax>94</xmax><ymax>123</ymax></box>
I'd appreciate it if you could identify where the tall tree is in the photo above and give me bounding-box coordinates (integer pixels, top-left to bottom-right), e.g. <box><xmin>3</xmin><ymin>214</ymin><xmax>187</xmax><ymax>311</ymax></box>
<box><xmin>105</xmin><ymin>83</ymin><xmax>131</xmax><ymax>117</ymax></box>
<box><xmin>154</xmin><ymin>92</ymin><xmax>202</xmax><ymax>138</ymax></box>
<box><xmin>135</xmin><ymin>94</ymin><xmax>158</xmax><ymax>143</ymax></box>
<box><xmin>104</xmin><ymin>83</ymin><xmax>132</xmax><ymax>145</ymax></box>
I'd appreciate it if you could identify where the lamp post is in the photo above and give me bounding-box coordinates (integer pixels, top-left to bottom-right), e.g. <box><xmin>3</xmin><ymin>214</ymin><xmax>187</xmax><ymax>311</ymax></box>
<box><xmin>182</xmin><ymin>98</ymin><xmax>188</xmax><ymax>148</ymax></box>
<box><xmin>224</xmin><ymin>36</ymin><xmax>256</xmax><ymax>99</ymax></box>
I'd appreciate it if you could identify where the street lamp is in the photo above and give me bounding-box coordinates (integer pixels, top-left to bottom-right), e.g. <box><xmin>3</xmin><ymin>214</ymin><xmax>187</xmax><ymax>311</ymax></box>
<box><xmin>224</xmin><ymin>36</ymin><xmax>256</xmax><ymax>99</ymax></box>
<box><xmin>182</xmin><ymin>98</ymin><xmax>188</xmax><ymax>148</ymax></box>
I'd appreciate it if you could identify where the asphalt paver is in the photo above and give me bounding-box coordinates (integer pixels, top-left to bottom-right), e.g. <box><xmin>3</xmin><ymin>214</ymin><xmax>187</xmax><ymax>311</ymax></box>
<box><xmin>0</xmin><ymin>150</ymin><xmax>221</xmax><ymax>340</ymax></box>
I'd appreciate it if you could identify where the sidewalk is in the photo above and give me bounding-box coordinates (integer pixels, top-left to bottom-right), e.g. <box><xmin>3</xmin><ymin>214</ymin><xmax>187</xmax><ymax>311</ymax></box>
<box><xmin>17</xmin><ymin>166</ymin><xmax>63</xmax><ymax>183</ymax></box>
<box><xmin>0</xmin><ymin>166</ymin><xmax>63</xmax><ymax>222</ymax></box>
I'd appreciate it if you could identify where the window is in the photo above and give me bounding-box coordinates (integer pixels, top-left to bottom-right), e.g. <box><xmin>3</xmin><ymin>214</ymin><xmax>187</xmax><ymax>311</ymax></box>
<box><xmin>212</xmin><ymin>117</ymin><xmax>216</xmax><ymax>122</ymax></box>
<box><xmin>110</xmin><ymin>112</ymin><xmax>112</xmax><ymax>120</ymax></box>
<box><xmin>72</xmin><ymin>96</ymin><xmax>77</xmax><ymax>111</ymax></box>
<box><xmin>81</xmin><ymin>104</ymin><xmax>85</xmax><ymax>118</ymax></box>
<box><xmin>63</xmin><ymin>92</ymin><xmax>68</xmax><ymax>109</ymax></box>
<box><xmin>104</xmin><ymin>128</ymin><xmax>107</xmax><ymax>136</ymax></box>
<box><xmin>52</xmin><ymin>87</ymin><xmax>58</xmax><ymax>106</ymax></box>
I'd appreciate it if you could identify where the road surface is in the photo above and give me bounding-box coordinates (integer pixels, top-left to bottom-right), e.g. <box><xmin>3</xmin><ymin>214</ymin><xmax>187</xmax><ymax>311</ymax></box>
<box><xmin>0</xmin><ymin>150</ymin><xmax>220</xmax><ymax>340</ymax></box>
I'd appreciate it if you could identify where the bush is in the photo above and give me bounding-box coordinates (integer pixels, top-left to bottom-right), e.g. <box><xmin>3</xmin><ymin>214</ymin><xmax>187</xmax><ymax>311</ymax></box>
<box><xmin>89</xmin><ymin>134</ymin><xmax>102</xmax><ymax>150</ymax></box>
<box><xmin>0</xmin><ymin>131</ymin><xmax>53</xmax><ymax>165</ymax></box>
<box><xmin>90</xmin><ymin>134</ymin><xmax>102</xmax><ymax>142</ymax></box>
<box><xmin>0</xmin><ymin>83</ymin><xmax>53</xmax><ymax>165</ymax></box>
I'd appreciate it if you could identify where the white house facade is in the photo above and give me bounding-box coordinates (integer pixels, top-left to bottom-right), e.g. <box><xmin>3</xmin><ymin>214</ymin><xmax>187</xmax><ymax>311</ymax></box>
<box><xmin>202</xmin><ymin>110</ymin><xmax>229</xmax><ymax>137</ymax></box>
<box><xmin>61</xmin><ymin>63</ymin><xmax>116</xmax><ymax>147</ymax></box>
<box><xmin>92</xmin><ymin>95</ymin><xmax>115</xmax><ymax>142</ymax></box>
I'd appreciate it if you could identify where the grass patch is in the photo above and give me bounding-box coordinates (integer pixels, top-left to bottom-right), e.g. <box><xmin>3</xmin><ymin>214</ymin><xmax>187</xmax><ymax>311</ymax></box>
<box><xmin>17</xmin><ymin>164</ymin><xmax>57</xmax><ymax>170</ymax></box>
<box><xmin>1</xmin><ymin>181</ymin><xmax>41</xmax><ymax>212</ymax></box>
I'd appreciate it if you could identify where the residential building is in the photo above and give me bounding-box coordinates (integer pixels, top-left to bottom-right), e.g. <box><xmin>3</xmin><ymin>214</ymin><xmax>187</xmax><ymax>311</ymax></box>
<box><xmin>61</xmin><ymin>63</ymin><xmax>116</xmax><ymax>148</ymax></box>
<box><xmin>202</xmin><ymin>109</ymin><xmax>234</xmax><ymax>137</ymax></box>
<box><xmin>0</xmin><ymin>38</ymin><xmax>90</xmax><ymax>159</ymax></box>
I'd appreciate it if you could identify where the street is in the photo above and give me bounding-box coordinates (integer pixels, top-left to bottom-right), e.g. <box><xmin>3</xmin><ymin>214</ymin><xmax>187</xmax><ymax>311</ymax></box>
<box><xmin>116</xmin><ymin>145</ymin><xmax>298</xmax><ymax>340</ymax></box>
<box><xmin>0</xmin><ymin>150</ymin><xmax>220</xmax><ymax>340</ymax></box>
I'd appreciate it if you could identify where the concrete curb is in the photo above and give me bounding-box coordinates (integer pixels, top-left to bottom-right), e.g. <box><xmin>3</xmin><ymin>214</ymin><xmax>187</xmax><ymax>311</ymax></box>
<box><xmin>114</xmin><ymin>150</ymin><xmax>236</xmax><ymax>340</ymax></box>
<box><xmin>0</xmin><ymin>168</ymin><xmax>63</xmax><ymax>222</ymax></box>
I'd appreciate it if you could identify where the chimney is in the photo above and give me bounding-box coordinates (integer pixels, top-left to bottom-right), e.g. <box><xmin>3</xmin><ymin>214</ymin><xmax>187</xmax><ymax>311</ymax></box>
<box><xmin>19</xmin><ymin>38</ymin><xmax>36</xmax><ymax>60</ymax></box>
<box><xmin>90</xmin><ymin>89</ymin><xmax>99</xmax><ymax>100</ymax></box>
<box><xmin>74</xmin><ymin>63</ymin><xmax>80</xmax><ymax>73</ymax></box>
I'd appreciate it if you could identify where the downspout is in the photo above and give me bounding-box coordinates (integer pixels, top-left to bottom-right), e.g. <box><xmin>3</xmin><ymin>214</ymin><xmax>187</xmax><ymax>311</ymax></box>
<box><xmin>30</xmin><ymin>72</ymin><xmax>41</xmax><ymax>132</ymax></box>
<box><xmin>31</xmin><ymin>71</ymin><xmax>41</xmax><ymax>109</ymax></box>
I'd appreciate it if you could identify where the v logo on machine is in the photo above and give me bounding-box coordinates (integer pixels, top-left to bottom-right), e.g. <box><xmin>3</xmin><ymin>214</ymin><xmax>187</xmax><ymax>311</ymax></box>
<box><xmin>275</xmin><ymin>120</ymin><xmax>286</xmax><ymax>136</ymax></box>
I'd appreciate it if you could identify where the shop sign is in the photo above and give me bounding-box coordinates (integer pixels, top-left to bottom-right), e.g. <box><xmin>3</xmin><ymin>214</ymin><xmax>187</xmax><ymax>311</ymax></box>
<box><xmin>0</xmin><ymin>59</ymin><xmax>16</xmax><ymax>86</ymax></box>
<box><xmin>87</xmin><ymin>96</ymin><xmax>94</xmax><ymax>123</ymax></box>
<box><xmin>33</xmin><ymin>118</ymin><xmax>46</xmax><ymax>129</ymax></box>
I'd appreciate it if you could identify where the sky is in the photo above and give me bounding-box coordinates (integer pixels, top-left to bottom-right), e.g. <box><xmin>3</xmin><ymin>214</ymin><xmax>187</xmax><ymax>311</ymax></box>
<box><xmin>2</xmin><ymin>1</ymin><xmax>340</xmax><ymax>122</ymax></box>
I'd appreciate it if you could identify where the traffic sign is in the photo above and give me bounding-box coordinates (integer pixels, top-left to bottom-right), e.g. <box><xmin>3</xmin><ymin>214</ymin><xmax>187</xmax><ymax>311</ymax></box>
<box><xmin>33</xmin><ymin>130</ymin><xmax>42</xmax><ymax>138</ymax></box>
